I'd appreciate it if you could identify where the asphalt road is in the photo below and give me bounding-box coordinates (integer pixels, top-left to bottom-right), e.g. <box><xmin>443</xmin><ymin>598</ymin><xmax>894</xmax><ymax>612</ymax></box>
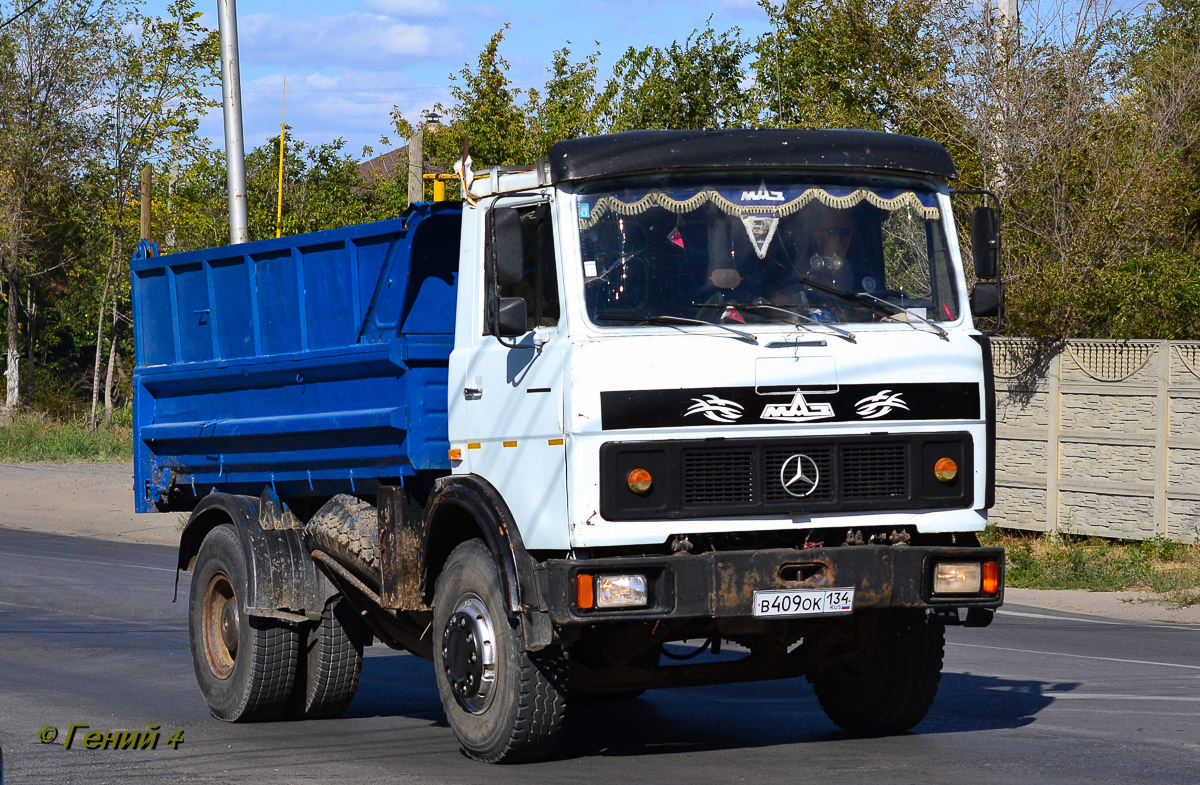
<box><xmin>1</xmin><ymin>527</ymin><xmax>1198</xmax><ymax>785</ymax></box>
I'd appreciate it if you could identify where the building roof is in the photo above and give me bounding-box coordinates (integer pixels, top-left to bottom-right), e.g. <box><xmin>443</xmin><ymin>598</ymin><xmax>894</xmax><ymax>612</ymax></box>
<box><xmin>357</xmin><ymin>146</ymin><xmax>447</xmax><ymax>183</ymax></box>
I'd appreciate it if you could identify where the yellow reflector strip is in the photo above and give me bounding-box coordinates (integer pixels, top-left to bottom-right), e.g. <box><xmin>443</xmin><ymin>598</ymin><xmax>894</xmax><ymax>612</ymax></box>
<box><xmin>503</xmin><ymin>440</ymin><xmax>518</xmax><ymax>448</ymax></box>
<box><xmin>467</xmin><ymin>442</ymin><xmax>481</xmax><ymax>450</ymax></box>
<box><xmin>548</xmin><ymin>438</ymin><xmax>564</xmax><ymax>446</ymax></box>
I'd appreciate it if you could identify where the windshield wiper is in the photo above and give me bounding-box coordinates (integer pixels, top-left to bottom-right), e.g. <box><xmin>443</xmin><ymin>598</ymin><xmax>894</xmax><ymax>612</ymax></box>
<box><xmin>596</xmin><ymin>314</ymin><xmax>758</xmax><ymax>344</ymax></box>
<box><xmin>736</xmin><ymin>303</ymin><xmax>856</xmax><ymax>343</ymax></box>
<box><xmin>799</xmin><ymin>277</ymin><xmax>949</xmax><ymax>341</ymax></box>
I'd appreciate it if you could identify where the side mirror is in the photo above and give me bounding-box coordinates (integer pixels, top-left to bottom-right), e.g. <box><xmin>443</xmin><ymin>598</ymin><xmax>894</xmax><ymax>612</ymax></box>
<box><xmin>971</xmin><ymin>206</ymin><xmax>999</xmax><ymax>279</ymax></box>
<box><xmin>497</xmin><ymin>297</ymin><xmax>527</xmax><ymax>337</ymax></box>
<box><xmin>970</xmin><ymin>281</ymin><xmax>1003</xmax><ymax>318</ymax></box>
<box><xmin>492</xmin><ymin>207</ymin><xmax>525</xmax><ymax>286</ymax></box>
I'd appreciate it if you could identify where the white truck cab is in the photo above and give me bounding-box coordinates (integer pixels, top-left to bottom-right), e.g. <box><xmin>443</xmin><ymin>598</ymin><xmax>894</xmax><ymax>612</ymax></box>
<box><xmin>451</xmin><ymin>129</ymin><xmax>995</xmax><ymax>554</ymax></box>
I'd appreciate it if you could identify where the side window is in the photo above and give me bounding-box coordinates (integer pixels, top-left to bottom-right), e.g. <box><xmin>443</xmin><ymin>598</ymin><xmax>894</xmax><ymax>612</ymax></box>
<box><xmin>486</xmin><ymin>202</ymin><xmax>559</xmax><ymax>333</ymax></box>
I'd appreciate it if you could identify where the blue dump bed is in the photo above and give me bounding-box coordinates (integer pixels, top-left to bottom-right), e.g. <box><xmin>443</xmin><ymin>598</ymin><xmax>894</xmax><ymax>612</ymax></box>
<box><xmin>130</xmin><ymin>203</ymin><xmax>462</xmax><ymax>513</ymax></box>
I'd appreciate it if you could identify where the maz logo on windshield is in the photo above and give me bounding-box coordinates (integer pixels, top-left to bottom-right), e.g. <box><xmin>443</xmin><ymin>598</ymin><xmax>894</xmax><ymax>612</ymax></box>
<box><xmin>855</xmin><ymin>390</ymin><xmax>910</xmax><ymax>419</ymax></box>
<box><xmin>760</xmin><ymin>392</ymin><xmax>834</xmax><ymax>423</ymax></box>
<box><xmin>685</xmin><ymin>395</ymin><xmax>745</xmax><ymax>423</ymax></box>
<box><xmin>741</xmin><ymin>182</ymin><xmax>784</xmax><ymax>202</ymax></box>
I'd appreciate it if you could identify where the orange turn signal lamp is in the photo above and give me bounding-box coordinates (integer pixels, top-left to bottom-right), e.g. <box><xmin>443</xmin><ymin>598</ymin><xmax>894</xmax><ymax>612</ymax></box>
<box><xmin>982</xmin><ymin>560</ymin><xmax>1000</xmax><ymax>595</ymax></box>
<box><xmin>933</xmin><ymin>457</ymin><xmax>958</xmax><ymax>482</ymax></box>
<box><xmin>627</xmin><ymin>468</ymin><xmax>653</xmax><ymax>494</ymax></box>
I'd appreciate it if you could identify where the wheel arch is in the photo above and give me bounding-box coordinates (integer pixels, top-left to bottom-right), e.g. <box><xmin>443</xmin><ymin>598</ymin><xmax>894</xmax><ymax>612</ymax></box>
<box><xmin>401</xmin><ymin>475</ymin><xmax>551</xmax><ymax>651</ymax></box>
<box><xmin>420</xmin><ymin>475</ymin><xmax>539</xmax><ymax>616</ymax></box>
<box><xmin>178</xmin><ymin>491</ymin><xmax>329</xmax><ymax>623</ymax></box>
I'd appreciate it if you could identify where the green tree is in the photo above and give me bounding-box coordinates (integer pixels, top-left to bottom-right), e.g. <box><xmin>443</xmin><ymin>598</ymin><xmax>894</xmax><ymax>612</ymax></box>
<box><xmin>604</xmin><ymin>22</ymin><xmax>752</xmax><ymax>131</ymax></box>
<box><xmin>447</xmin><ymin>25</ymin><xmax>531</xmax><ymax>167</ymax></box>
<box><xmin>85</xmin><ymin>0</ymin><xmax>218</xmax><ymax>427</ymax></box>
<box><xmin>244</xmin><ymin>131</ymin><xmax>384</xmax><ymax>239</ymax></box>
<box><xmin>527</xmin><ymin>43</ymin><xmax>607</xmax><ymax>158</ymax></box>
<box><xmin>751</xmin><ymin>0</ymin><xmax>950</xmax><ymax>132</ymax></box>
<box><xmin>0</xmin><ymin>0</ymin><xmax>123</xmax><ymax>412</ymax></box>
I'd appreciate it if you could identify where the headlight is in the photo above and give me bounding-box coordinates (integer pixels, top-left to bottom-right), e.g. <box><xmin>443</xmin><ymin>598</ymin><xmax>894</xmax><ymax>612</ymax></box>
<box><xmin>933</xmin><ymin>562</ymin><xmax>981</xmax><ymax>594</ymax></box>
<box><xmin>596</xmin><ymin>574</ymin><xmax>648</xmax><ymax>608</ymax></box>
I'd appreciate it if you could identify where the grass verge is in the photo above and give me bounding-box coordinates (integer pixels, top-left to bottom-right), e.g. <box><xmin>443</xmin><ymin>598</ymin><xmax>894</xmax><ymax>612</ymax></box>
<box><xmin>0</xmin><ymin>410</ymin><xmax>133</xmax><ymax>463</ymax></box>
<box><xmin>981</xmin><ymin>527</ymin><xmax>1200</xmax><ymax>608</ymax></box>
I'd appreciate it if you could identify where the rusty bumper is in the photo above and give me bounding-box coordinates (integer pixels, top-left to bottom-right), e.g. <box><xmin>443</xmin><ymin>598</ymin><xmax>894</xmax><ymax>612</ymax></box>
<box><xmin>541</xmin><ymin>544</ymin><xmax>1004</xmax><ymax>624</ymax></box>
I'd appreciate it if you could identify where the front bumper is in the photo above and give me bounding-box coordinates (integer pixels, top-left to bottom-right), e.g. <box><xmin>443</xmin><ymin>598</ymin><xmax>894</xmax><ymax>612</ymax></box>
<box><xmin>541</xmin><ymin>544</ymin><xmax>1004</xmax><ymax>624</ymax></box>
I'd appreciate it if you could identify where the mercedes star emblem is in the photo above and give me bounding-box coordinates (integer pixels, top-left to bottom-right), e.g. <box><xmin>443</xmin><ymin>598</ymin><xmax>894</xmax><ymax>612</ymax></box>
<box><xmin>780</xmin><ymin>454</ymin><xmax>821</xmax><ymax>497</ymax></box>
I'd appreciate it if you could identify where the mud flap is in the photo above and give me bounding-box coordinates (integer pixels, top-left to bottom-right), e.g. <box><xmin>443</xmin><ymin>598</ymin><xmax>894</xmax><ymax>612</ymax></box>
<box><xmin>177</xmin><ymin>491</ymin><xmax>332</xmax><ymax>623</ymax></box>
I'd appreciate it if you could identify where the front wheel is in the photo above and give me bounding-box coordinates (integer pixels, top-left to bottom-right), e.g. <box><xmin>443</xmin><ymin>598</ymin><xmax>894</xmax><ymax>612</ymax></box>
<box><xmin>807</xmin><ymin>611</ymin><xmax>944</xmax><ymax>734</ymax></box>
<box><xmin>188</xmin><ymin>524</ymin><xmax>300</xmax><ymax>722</ymax></box>
<box><xmin>432</xmin><ymin>540</ymin><xmax>567</xmax><ymax>763</ymax></box>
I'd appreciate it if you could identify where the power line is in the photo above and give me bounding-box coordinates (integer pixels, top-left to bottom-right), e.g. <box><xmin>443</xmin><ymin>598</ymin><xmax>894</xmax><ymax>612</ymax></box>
<box><xmin>233</xmin><ymin>82</ymin><xmax>542</xmax><ymax>96</ymax></box>
<box><xmin>0</xmin><ymin>0</ymin><xmax>46</xmax><ymax>31</ymax></box>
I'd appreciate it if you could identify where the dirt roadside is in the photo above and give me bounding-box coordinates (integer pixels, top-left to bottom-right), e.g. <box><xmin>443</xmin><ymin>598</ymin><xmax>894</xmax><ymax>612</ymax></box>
<box><xmin>0</xmin><ymin>462</ymin><xmax>178</xmax><ymax>546</ymax></box>
<box><xmin>1</xmin><ymin>462</ymin><xmax>1196</xmax><ymax>625</ymax></box>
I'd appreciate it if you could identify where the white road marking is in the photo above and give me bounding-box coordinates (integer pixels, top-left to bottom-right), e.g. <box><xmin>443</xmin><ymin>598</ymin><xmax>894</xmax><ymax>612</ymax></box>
<box><xmin>0</xmin><ymin>549</ymin><xmax>175</xmax><ymax>572</ymax></box>
<box><xmin>949</xmin><ymin>642</ymin><xmax>1200</xmax><ymax>671</ymax></box>
<box><xmin>999</xmin><ymin>608</ymin><xmax>1200</xmax><ymax>631</ymax></box>
<box><xmin>1042</xmin><ymin>693</ymin><xmax>1200</xmax><ymax>702</ymax></box>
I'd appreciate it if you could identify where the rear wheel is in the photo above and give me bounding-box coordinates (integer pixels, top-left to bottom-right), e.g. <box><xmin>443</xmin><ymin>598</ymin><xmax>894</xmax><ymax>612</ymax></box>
<box><xmin>432</xmin><ymin>540</ymin><xmax>567</xmax><ymax>763</ymax></box>
<box><xmin>287</xmin><ymin>596</ymin><xmax>365</xmax><ymax>719</ymax></box>
<box><xmin>189</xmin><ymin>524</ymin><xmax>299</xmax><ymax>722</ymax></box>
<box><xmin>808</xmin><ymin>611</ymin><xmax>944</xmax><ymax>734</ymax></box>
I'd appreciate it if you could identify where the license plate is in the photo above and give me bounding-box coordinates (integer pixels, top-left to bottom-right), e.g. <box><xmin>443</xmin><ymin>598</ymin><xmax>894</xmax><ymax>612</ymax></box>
<box><xmin>752</xmin><ymin>588</ymin><xmax>855</xmax><ymax>618</ymax></box>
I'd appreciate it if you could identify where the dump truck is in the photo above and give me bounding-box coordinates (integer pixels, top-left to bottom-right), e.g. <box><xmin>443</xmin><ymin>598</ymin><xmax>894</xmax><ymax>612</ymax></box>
<box><xmin>131</xmin><ymin>128</ymin><xmax>1005</xmax><ymax>762</ymax></box>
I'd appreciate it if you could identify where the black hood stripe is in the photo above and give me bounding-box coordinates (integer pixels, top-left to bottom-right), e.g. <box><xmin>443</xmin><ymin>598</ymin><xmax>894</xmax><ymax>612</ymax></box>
<box><xmin>600</xmin><ymin>383</ymin><xmax>980</xmax><ymax>431</ymax></box>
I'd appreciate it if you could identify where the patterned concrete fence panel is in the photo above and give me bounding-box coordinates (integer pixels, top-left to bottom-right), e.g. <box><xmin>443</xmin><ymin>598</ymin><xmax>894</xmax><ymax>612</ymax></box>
<box><xmin>992</xmin><ymin>338</ymin><xmax>1200</xmax><ymax>543</ymax></box>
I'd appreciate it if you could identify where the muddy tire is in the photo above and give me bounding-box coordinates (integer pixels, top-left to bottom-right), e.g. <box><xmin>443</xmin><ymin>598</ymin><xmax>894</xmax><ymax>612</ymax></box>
<box><xmin>433</xmin><ymin>540</ymin><xmax>568</xmax><ymax>763</ymax></box>
<box><xmin>808</xmin><ymin>611</ymin><xmax>944</xmax><ymax>734</ymax></box>
<box><xmin>304</xmin><ymin>495</ymin><xmax>379</xmax><ymax>582</ymax></box>
<box><xmin>287</xmin><ymin>596</ymin><xmax>365</xmax><ymax>719</ymax></box>
<box><xmin>189</xmin><ymin>524</ymin><xmax>299</xmax><ymax>722</ymax></box>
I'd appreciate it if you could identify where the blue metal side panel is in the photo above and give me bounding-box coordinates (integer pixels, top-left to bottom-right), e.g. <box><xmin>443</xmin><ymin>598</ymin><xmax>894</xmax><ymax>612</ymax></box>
<box><xmin>130</xmin><ymin>204</ymin><xmax>462</xmax><ymax>513</ymax></box>
<box><xmin>210</xmin><ymin>258</ymin><xmax>255</xmax><ymax>358</ymax></box>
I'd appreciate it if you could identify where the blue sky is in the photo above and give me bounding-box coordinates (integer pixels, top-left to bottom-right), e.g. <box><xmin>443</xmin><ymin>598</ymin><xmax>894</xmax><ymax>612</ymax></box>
<box><xmin>143</xmin><ymin>0</ymin><xmax>773</xmax><ymax>159</ymax></box>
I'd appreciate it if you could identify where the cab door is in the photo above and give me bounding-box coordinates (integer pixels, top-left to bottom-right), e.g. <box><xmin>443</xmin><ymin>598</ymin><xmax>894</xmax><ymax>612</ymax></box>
<box><xmin>453</xmin><ymin>196</ymin><xmax>570</xmax><ymax>552</ymax></box>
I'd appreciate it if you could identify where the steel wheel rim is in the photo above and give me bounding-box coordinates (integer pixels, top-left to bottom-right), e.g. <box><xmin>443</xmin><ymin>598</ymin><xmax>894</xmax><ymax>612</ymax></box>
<box><xmin>441</xmin><ymin>594</ymin><xmax>498</xmax><ymax>714</ymax></box>
<box><xmin>202</xmin><ymin>570</ymin><xmax>239</xmax><ymax>680</ymax></box>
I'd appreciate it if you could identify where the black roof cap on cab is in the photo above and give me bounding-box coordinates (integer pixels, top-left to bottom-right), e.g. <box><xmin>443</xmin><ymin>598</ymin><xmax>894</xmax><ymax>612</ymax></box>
<box><xmin>547</xmin><ymin>128</ymin><xmax>957</xmax><ymax>183</ymax></box>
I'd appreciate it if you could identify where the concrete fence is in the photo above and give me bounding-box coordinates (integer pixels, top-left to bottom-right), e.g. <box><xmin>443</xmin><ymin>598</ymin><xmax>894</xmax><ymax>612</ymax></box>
<box><xmin>991</xmin><ymin>338</ymin><xmax>1200</xmax><ymax>543</ymax></box>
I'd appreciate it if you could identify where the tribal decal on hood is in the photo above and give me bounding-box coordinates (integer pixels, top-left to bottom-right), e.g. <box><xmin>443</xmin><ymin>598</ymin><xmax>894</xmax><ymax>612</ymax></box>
<box><xmin>600</xmin><ymin>383</ymin><xmax>979</xmax><ymax>431</ymax></box>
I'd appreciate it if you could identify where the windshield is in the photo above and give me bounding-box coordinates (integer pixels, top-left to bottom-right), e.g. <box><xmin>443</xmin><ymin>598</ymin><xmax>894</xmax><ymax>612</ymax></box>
<box><xmin>577</xmin><ymin>179</ymin><xmax>960</xmax><ymax>328</ymax></box>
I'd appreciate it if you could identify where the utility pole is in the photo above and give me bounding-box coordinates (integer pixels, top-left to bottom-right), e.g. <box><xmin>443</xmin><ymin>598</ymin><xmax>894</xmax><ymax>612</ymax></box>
<box><xmin>407</xmin><ymin>126</ymin><xmax>424</xmax><ymax>206</ymax></box>
<box><xmin>140</xmin><ymin>164</ymin><xmax>152</xmax><ymax>242</ymax></box>
<box><xmin>992</xmin><ymin>0</ymin><xmax>1019</xmax><ymax>192</ymax></box>
<box><xmin>217</xmin><ymin>0</ymin><xmax>248</xmax><ymax>245</ymax></box>
<box><xmin>167</xmin><ymin>141</ymin><xmax>179</xmax><ymax>249</ymax></box>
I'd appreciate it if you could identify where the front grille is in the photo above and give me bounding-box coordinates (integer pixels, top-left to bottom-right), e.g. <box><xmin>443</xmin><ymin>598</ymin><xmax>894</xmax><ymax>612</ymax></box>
<box><xmin>682</xmin><ymin>441</ymin><xmax>908</xmax><ymax>509</ymax></box>
<box><xmin>600</xmin><ymin>432</ymin><xmax>972</xmax><ymax>521</ymax></box>
<box><xmin>842</xmin><ymin>444</ymin><xmax>908</xmax><ymax>499</ymax></box>
<box><xmin>683</xmin><ymin>449</ymin><xmax>755</xmax><ymax>505</ymax></box>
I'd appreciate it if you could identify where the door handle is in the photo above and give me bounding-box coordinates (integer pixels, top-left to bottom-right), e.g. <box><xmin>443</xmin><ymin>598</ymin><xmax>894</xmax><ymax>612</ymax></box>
<box><xmin>463</xmin><ymin>388</ymin><xmax>483</xmax><ymax>400</ymax></box>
